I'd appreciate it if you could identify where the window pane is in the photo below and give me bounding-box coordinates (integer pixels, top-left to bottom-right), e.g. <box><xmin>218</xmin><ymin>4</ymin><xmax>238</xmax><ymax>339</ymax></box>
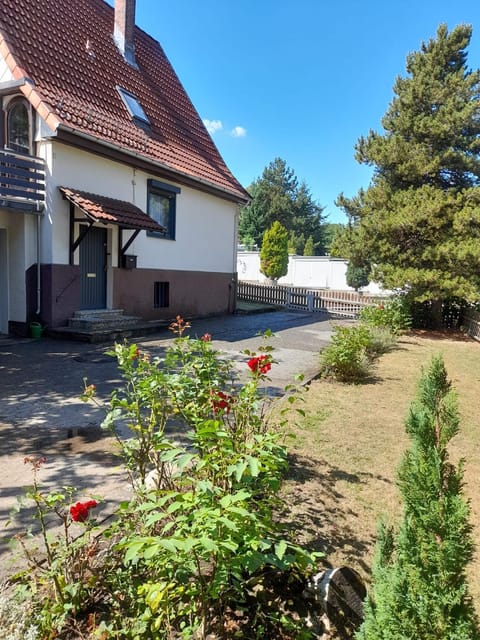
<box><xmin>117</xmin><ymin>87</ymin><xmax>150</xmax><ymax>125</ymax></box>
<box><xmin>149</xmin><ymin>192</ymin><xmax>171</xmax><ymax>232</ymax></box>
<box><xmin>147</xmin><ymin>180</ymin><xmax>178</xmax><ymax>241</ymax></box>
<box><xmin>7</xmin><ymin>102</ymin><xmax>29</xmax><ymax>153</ymax></box>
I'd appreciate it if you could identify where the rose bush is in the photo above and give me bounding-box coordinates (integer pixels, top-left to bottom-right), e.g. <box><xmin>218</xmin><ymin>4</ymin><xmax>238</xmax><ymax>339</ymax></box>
<box><xmin>7</xmin><ymin>319</ymin><xmax>319</xmax><ymax>639</ymax></box>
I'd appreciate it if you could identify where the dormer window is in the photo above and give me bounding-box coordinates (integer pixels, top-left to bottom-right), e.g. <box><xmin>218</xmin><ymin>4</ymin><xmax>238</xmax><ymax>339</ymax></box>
<box><xmin>116</xmin><ymin>86</ymin><xmax>150</xmax><ymax>128</ymax></box>
<box><xmin>5</xmin><ymin>98</ymin><xmax>31</xmax><ymax>154</ymax></box>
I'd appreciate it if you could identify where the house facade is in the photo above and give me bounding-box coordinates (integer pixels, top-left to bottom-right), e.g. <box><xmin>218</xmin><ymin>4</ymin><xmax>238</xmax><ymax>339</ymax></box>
<box><xmin>0</xmin><ymin>0</ymin><xmax>249</xmax><ymax>335</ymax></box>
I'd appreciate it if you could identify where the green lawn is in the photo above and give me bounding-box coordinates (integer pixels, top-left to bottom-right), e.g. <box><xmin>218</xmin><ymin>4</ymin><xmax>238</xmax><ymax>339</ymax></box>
<box><xmin>282</xmin><ymin>330</ymin><xmax>480</xmax><ymax>613</ymax></box>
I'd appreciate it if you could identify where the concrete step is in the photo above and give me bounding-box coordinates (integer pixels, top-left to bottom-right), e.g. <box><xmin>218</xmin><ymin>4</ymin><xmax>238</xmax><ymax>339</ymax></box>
<box><xmin>68</xmin><ymin>316</ymin><xmax>141</xmax><ymax>331</ymax></box>
<box><xmin>47</xmin><ymin>319</ymin><xmax>170</xmax><ymax>343</ymax></box>
<box><xmin>68</xmin><ymin>309</ymin><xmax>142</xmax><ymax>331</ymax></box>
<box><xmin>72</xmin><ymin>309</ymin><xmax>124</xmax><ymax>320</ymax></box>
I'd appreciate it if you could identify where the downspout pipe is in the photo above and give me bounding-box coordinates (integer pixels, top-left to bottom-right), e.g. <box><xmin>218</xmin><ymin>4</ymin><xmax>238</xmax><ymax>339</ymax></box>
<box><xmin>36</xmin><ymin>206</ymin><xmax>41</xmax><ymax>315</ymax></box>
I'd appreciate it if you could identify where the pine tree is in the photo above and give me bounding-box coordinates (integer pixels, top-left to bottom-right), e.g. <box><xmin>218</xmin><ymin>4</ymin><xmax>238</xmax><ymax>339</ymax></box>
<box><xmin>303</xmin><ymin>236</ymin><xmax>315</xmax><ymax>256</ymax></box>
<box><xmin>288</xmin><ymin>230</ymin><xmax>305</xmax><ymax>255</ymax></box>
<box><xmin>358</xmin><ymin>356</ymin><xmax>479</xmax><ymax>640</ymax></box>
<box><xmin>260</xmin><ymin>221</ymin><xmax>289</xmax><ymax>282</ymax></box>
<box><xmin>239</xmin><ymin>158</ymin><xmax>326</xmax><ymax>250</ymax></box>
<box><xmin>334</xmin><ymin>25</ymin><xmax>480</xmax><ymax>322</ymax></box>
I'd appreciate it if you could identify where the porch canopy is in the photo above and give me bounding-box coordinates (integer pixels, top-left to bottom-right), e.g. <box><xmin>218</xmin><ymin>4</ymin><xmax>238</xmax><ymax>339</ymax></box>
<box><xmin>60</xmin><ymin>186</ymin><xmax>165</xmax><ymax>265</ymax></box>
<box><xmin>59</xmin><ymin>187</ymin><xmax>165</xmax><ymax>232</ymax></box>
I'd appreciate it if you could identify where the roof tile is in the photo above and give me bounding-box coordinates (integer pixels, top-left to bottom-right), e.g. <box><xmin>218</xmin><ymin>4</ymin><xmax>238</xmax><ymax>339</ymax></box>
<box><xmin>59</xmin><ymin>186</ymin><xmax>166</xmax><ymax>232</ymax></box>
<box><xmin>0</xmin><ymin>0</ymin><xmax>249</xmax><ymax>202</ymax></box>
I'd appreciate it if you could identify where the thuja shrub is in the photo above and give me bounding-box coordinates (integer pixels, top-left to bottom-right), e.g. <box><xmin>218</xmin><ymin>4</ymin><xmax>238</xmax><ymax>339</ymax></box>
<box><xmin>9</xmin><ymin>318</ymin><xmax>319</xmax><ymax>639</ymax></box>
<box><xmin>358</xmin><ymin>356</ymin><xmax>480</xmax><ymax>640</ymax></box>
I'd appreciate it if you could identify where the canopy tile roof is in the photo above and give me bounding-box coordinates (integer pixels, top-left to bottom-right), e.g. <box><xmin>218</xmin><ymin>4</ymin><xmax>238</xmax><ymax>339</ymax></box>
<box><xmin>60</xmin><ymin>186</ymin><xmax>166</xmax><ymax>232</ymax></box>
<box><xmin>0</xmin><ymin>0</ymin><xmax>249</xmax><ymax>203</ymax></box>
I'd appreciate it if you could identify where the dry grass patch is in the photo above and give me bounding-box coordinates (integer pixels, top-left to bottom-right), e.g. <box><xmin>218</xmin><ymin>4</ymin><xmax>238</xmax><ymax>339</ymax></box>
<box><xmin>281</xmin><ymin>330</ymin><xmax>480</xmax><ymax>613</ymax></box>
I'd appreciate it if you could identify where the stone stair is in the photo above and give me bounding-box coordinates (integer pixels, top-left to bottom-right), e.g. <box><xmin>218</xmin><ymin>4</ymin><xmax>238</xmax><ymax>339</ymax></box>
<box><xmin>47</xmin><ymin>309</ymin><xmax>169</xmax><ymax>343</ymax></box>
<box><xmin>68</xmin><ymin>309</ymin><xmax>141</xmax><ymax>331</ymax></box>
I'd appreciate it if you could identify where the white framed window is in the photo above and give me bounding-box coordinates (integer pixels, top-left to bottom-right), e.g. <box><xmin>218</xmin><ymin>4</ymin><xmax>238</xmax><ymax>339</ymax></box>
<box><xmin>147</xmin><ymin>179</ymin><xmax>181</xmax><ymax>241</ymax></box>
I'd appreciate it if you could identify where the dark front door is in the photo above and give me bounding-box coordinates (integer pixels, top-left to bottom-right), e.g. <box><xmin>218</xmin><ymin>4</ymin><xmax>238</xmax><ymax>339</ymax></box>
<box><xmin>80</xmin><ymin>225</ymin><xmax>107</xmax><ymax>309</ymax></box>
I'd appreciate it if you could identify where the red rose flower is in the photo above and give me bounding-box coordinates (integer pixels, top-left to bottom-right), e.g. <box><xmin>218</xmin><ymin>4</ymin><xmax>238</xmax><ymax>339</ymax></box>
<box><xmin>212</xmin><ymin>390</ymin><xmax>232</xmax><ymax>413</ymax></box>
<box><xmin>247</xmin><ymin>355</ymin><xmax>272</xmax><ymax>375</ymax></box>
<box><xmin>201</xmin><ymin>333</ymin><xmax>212</xmax><ymax>342</ymax></box>
<box><xmin>70</xmin><ymin>499</ymin><xmax>98</xmax><ymax>523</ymax></box>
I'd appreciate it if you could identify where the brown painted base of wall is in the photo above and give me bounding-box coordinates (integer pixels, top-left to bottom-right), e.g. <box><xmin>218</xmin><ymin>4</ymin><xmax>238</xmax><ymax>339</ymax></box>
<box><xmin>113</xmin><ymin>268</ymin><xmax>237</xmax><ymax>320</ymax></box>
<box><xmin>24</xmin><ymin>264</ymin><xmax>237</xmax><ymax>329</ymax></box>
<box><xmin>26</xmin><ymin>263</ymin><xmax>81</xmax><ymax>329</ymax></box>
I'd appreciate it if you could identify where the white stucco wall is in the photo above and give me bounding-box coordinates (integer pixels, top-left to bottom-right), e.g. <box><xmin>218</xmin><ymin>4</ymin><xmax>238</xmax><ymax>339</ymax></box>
<box><xmin>0</xmin><ymin>54</ymin><xmax>13</xmax><ymax>82</ymax></box>
<box><xmin>48</xmin><ymin>143</ymin><xmax>238</xmax><ymax>273</ymax></box>
<box><xmin>0</xmin><ymin>211</ymin><xmax>30</xmax><ymax>322</ymax></box>
<box><xmin>237</xmin><ymin>251</ymin><xmax>386</xmax><ymax>294</ymax></box>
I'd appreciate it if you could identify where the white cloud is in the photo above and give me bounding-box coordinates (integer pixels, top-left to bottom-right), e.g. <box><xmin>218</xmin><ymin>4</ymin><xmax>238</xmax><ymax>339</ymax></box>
<box><xmin>203</xmin><ymin>119</ymin><xmax>223</xmax><ymax>134</ymax></box>
<box><xmin>230</xmin><ymin>126</ymin><xmax>247</xmax><ymax>138</ymax></box>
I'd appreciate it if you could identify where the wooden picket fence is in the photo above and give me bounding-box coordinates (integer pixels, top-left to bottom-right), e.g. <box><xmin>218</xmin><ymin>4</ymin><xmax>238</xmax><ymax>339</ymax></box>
<box><xmin>237</xmin><ymin>281</ymin><xmax>380</xmax><ymax>318</ymax></box>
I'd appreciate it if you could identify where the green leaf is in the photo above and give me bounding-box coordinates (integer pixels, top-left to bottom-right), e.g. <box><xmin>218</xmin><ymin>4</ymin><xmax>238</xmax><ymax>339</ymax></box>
<box><xmin>166</xmin><ymin>500</ymin><xmax>185</xmax><ymax>514</ymax></box>
<box><xmin>159</xmin><ymin>448</ymin><xmax>183</xmax><ymax>462</ymax></box>
<box><xmin>175</xmin><ymin>453</ymin><xmax>195</xmax><ymax>470</ymax></box>
<box><xmin>247</xmin><ymin>455</ymin><xmax>260</xmax><ymax>477</ymax></box>
<box><xmin>218</xmin><ymin>516</ymin><xmax>237</xmax><ymax>531</ymax></box>
<box><xmin>199</xmin><ymin>537</ymin><xmax>218</xmax><ymax>552</ymax></box>
<box><xmin>275</xmin><ymin>540</ymin><xmax>288</xmax><ymax>560</ymax></box>
<box><xmin>234</xmin><ymin>460</ymin><xmax>248</xmax><ymax>482</ymax></box>
<box><xmin>145</xmin><ymin>512</ymin><xmax>165</xmax><ymax>527</ymax></box>
<box><xmin>143</xmin><ymin>543</ymin><xmax>162</xmax><ymax>559</ymax></box>
<box><xmin>157</xmin><ymin>538</ymin><xmax>179</xmax><ymax>554</ymax></box>
<box><xmin>124</xmin><ymin>540</ymin><xmax>145</xmax><ymax>563</ymax></box>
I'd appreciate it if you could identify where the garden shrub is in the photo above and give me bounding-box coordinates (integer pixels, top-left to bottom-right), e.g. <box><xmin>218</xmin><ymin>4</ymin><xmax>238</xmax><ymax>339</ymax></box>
<box><xmin>365</xmin><ymin>326</ymin><xmax>398</xmax><ymax>357</ymax></box>
<box><xmin>7</xmin><ymin>318</ymin><xmax>320</xmax><ymax>639</ymax></box>
<box><xmin>359</xmin><ymin>296</ymin><xmax>411</xmax><ymax>335</ymax></box>
<box><xmin>320</xmin><ymin>318</ymin><xmax>401</xmax><ymax>383</ymax></box>
<box><xmin>358</xmin><ymin>356</ymin><xmax>480</xmax><ymax>639</ymax></box>
<box><xmin>319</xmin><ymin>324</ymin><xmax>373</xmax><ymax>382</ymax></box>
<box><xmin>346</xmin><ymin>261</ymin><xmax>370</xmax><ymax>291</ymax></box>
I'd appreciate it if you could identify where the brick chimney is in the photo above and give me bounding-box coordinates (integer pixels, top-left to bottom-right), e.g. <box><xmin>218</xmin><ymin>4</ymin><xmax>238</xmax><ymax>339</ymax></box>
<box><xmin>114</xmin><ymin>0</ymin><xmax>136</xmax><ymax>65</ymax></box>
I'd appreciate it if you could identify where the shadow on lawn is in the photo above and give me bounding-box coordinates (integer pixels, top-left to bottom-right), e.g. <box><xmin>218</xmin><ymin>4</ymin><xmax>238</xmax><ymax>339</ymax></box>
<box><xmin>281</xmin><ymin>453</ymin><xmax>392</xmax><ymax>575</ymax></box>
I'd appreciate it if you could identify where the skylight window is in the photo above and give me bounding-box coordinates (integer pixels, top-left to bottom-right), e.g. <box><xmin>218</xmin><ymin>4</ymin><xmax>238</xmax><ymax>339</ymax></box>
<box><xmin>116</xmin><ymin>86</ymin><xmax>150</xmax><ymax>126</ymax></box>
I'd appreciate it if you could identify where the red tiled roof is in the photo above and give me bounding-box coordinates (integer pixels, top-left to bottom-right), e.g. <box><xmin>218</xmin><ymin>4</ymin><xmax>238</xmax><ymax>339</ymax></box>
<box><xmin>59</xmin><ymin>186</ymin><xmax>166</xmax><ymax>232</ymax></box>
<box><xmin>0</xmin><ymin>0</ymin><xmax>249</xmax><ymax>203</ymax></box>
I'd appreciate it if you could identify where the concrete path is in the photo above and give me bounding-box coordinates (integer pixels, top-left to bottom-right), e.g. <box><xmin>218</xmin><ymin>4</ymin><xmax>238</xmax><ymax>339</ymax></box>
<box><xmin>0</xmin><ymin>310</ymin><xmax>337</xmax><ymax>576</ymax></box>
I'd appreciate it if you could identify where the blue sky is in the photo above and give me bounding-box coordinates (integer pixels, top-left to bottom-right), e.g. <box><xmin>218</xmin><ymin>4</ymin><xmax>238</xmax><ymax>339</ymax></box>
<box><xmin>130</xmin><ymin>1</ymin><xmax>480</xmax><ymax>223</ymax></box>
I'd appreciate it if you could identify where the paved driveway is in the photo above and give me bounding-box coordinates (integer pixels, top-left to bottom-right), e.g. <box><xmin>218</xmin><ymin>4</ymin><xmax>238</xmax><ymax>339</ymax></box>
<box><xmin>0</xmin><ymin>310</ymin><xmax>336</xmax><ymax>575</ymax></box>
